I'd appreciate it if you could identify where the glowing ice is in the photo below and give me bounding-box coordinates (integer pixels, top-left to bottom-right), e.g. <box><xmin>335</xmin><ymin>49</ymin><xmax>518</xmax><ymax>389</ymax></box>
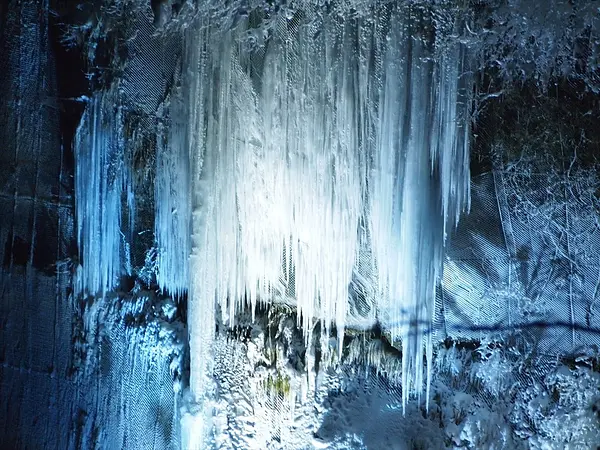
<box><xmin>182</xmin><ymin>4</ymin><xmax>471</xmax><ymax>430</ymax></box>
<box><xmin>74</xmin><ymin>89</ymin><xmax>131</xmax><ymax>298</ymax></box>
<box><xmin>71</xmin><ymin>5</ymin><xmax>472</xmax><ymax>448</ymax></box>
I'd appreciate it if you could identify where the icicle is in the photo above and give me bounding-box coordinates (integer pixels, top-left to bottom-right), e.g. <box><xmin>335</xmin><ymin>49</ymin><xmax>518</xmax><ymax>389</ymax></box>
<box><xmin>431</xmin><ymin>42</ymin><xmax>472</xmax><ymax>240</ymax></box>
<box><xmin>74</xmin><ymin>89</ymin><xmax>128</xmax><ymax>298</ymax></box>
<box><xmin>184</xmin><ymin>4</ymin><xmax>472</xmax><ymax>435</ymax></box>
<box><xmin>369</xmin><ymin>6</ymin><xmax>471</xmax><ymax>411</ymax></box>
<box><xmin>155</xmin><ymin>91</ymin><xmax>191</xmax><ymax>298</ymax></box>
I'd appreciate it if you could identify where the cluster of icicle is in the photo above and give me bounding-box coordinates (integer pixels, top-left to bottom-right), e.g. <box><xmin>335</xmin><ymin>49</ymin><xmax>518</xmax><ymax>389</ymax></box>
<box><xmin>180</xmin><ymin>2</ymin><xmax>471</xmax><ymax>426</ymax></box>
<box><xmin>74</xmin><ymin>88</ymin><xmax>135</xmax><ymax>299</ymax></box>
<box><xmin>73</xmin><ymin>3</ymin><xmax>472</xmax><ymax>446</ymax></box>
<box><xmin>74</xmin><ymin>84</ymin><xmax>190</xmax><ymax>299</ymax></box>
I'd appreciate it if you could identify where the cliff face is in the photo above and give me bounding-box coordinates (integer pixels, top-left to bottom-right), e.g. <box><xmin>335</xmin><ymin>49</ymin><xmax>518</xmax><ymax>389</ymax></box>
<box><xmin>0</xmin><ymin>2</ymin><xmax>74</xmax><ymax>446</ymax></box>
<box><xmin>2</xmin><ymin>1</ymin><xmax>600</xmax><ymax>449</ymax></box>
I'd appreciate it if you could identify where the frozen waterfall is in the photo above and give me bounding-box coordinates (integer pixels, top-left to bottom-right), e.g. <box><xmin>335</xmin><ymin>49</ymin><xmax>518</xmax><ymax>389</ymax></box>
<box><xmin>72</xmin><ymin>3</ymin><xmax>472</xmax><ymax>447</ymax></box>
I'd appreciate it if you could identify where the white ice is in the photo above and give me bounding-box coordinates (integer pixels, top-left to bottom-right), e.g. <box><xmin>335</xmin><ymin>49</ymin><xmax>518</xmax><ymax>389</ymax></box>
<box><xmin>181</xmin><ymin>5</ymin><xmax>471</xmax><ymax>439</ymax></box>
<box><xmin>72</xmin><ymin>4</ymin><xmax>472</xmax><ymax>446</ymax></box>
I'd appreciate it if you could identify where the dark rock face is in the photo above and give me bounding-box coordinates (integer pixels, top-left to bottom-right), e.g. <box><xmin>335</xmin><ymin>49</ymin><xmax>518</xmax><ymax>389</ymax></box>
<box><xmin>0</xmin><ymin>3</ymin><xmax>180</xmax><ymax>449</ymax></box>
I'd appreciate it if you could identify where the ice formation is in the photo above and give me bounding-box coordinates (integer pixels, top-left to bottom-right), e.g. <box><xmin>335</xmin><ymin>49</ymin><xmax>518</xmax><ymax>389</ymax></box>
<box><xmin>74</xmin><ymin>88</ymin><xmax>133</xmax><ymax>297</ymax></box>
<box><xmin>181</xmin><ymin>2</ymin><xmax>471</xmax><ymax>434</ymax></box>
<box><xmin>72</xmin><ymin>3</ymin><xmax>472</xmax><ymax>445</ymax></box>
<box><xmin>155</xmin><ymin>91</ymin><xmax>191</xmax><ymax>298</ymax></box>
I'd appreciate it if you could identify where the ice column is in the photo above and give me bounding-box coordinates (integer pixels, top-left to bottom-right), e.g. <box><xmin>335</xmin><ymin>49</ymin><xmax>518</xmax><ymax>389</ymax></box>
<box><xmin>74</xmin><ymin>89</ymin><xmax>131</xmax><ymax>298</ymax></box>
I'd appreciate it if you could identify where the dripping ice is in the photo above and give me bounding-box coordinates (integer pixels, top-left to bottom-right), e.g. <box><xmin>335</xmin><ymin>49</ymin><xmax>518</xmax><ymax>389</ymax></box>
<box><xmin>72</xmin><ymin>4</ymin><xmax>473</xmax><ymax>447</ymax></box>
<box><xmin>181</xmin><ymin>3</ymin><xmax>472</xmax><ymax>431</ymax></box>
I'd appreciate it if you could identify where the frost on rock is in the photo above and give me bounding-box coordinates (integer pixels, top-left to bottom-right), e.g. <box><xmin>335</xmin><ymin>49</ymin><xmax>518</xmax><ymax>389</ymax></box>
<box><xmin>182</xmin><ymin>3</ymin><xmax>472</xmax><ymax>429</ymax></box>
<box><xmin>469</xmin><ymin>0</ymin><xmax>600</xmax><ymax>90</ymax></box>
<box><xmin>433</xmin><ymin>344</ymin><xmax>600</xmax><ymax>449</ymax></box>
<box><xmin>70</xmin><ymin>290</ymin><xmax>185</xmax><ymax>449</ymax></box>
<box><xmin>511</xmin><ymin>364</ymin><xmax>600</xmax><ymax>448</ymax></box>
<box><xmin>205</xmin><ymin>311</ymin><xmax>600</xmax><ymax>449</ymax></box>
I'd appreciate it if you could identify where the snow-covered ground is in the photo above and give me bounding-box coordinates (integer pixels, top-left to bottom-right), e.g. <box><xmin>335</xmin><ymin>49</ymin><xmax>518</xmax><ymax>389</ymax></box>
<box><xmin>204</xmin><ymin>310</ymin><xmax>600</xmax><ymax>449</ymax></box>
